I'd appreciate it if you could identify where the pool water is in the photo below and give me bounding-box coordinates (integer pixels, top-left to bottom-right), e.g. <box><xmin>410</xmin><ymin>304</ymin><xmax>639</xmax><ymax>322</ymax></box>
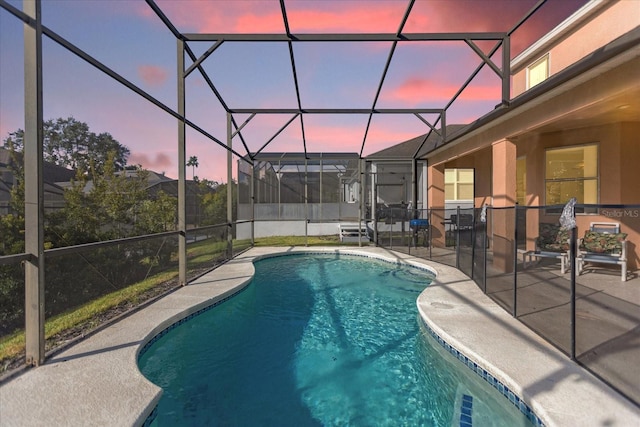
<box><xmin>139</xmin><ymin>253</ymin><xmax>534</xmax><ymax>426</ymax></box>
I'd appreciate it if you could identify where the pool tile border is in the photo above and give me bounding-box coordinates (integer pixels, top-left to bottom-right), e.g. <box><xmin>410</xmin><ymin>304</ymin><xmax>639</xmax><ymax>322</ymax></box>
<box><xmin>137</xmin><ymin>284</ymin><xmax>250</xmax><ymax>360</ymax></box>
<box><xmin>265</xmin><ymin>250</ymin><xmax>438</xmax><ymax>275</ymax></box>
<box><xmin>137</xmin><ymin>285</ymin><xmax>251</xmax><ymax>427</ymax></box>
<box><xmin>420</xmin><ymin>317</ymin><xmax>545</xmax><ymax>427</ymax></box>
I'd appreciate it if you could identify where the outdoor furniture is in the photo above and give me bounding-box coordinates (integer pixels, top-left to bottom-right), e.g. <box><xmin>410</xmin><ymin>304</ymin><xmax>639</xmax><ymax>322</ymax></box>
<box><xmin>410</xmin><ymin>218</ymin><xmax>429</xmax><ymax>247</ymax></box>
<box><xmin>525</xmin><ymin>223</ymin><xmax>570</xmax><ymax>273</ymax></box>
<box><xmin>576</xmin><ymin>222</ymin><xmax>627</xmax><ymax>281</ymax></box>
<box><xmin>446</xmin><ymin>214</ymin><xmax>474</xmax><ymax>246</ymax></box>
<box><xmin>450</xmin><ymin>214</ymin><xmax>474</xmax><ymax>231</ymax></box>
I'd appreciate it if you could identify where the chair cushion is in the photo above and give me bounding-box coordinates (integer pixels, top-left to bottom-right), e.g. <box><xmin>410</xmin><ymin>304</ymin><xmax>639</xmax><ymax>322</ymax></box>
<box><xmin>536</xmin><ymin>223</ymin><xmax>570</xmax><ymax>252</ymax></box>
<box><xmin>580</xmin><ymin>231</ymin><xmax>627</xmax><ymax>254</ymax></box>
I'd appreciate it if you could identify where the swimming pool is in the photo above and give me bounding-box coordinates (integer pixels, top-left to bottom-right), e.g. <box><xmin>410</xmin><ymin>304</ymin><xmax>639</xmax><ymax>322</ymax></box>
<box><xmin>139</xmin><ymin>253</ymin><xmax>536</xmax><ymax>426</ymax></box>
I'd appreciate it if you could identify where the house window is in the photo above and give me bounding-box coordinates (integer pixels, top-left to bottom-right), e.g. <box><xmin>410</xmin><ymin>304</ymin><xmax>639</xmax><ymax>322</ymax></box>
<box><xmin>545</xmin><ymin>144</ymin><xmax>598</xmax><ymax>210</ymax></box>
<box><xmin>445</xmin><ymin>168</ymin><xmax>474</xmax><ymax>201</ymax></box>
<box><xmin>527</xmin><ymin>54</ymin><xmax>549</xmax><ymax>89</ymax></box>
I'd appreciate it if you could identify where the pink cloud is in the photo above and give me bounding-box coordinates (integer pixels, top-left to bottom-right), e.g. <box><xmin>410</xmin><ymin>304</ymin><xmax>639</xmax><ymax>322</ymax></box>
<box><xmin>383</xmin><ymin>76</ymin><xmax>499</xmax><ymax>105</ymax></box>
<box><xmin>138</xmin><ymin>65</ymin><xmax>168</xmax><ymax>87</ymax></box>
<box><xmin>128</xmin><ymin>152</ymin><xmax>173</xmax><ymax>171</ymax></box>
<box><xmin>147</xmin><ymin>1</ymin><xmax>283</xmax><ymax>33</ymax></box>
<box><xmin>146</xmin><ymin>1</ymin><xmax>405</xmax><ymax>33</ymax></box>
<box><xmin>305</xmin><ymin>124</ymin><xmax>366</xmax><ymax>151</ymax></box>
<box><xmin>297</xmin><ymin>118</ymin><xmax>424</xmax><ymax>154</ymax></box>
<box><xmin>405</xmin><ymin>1</ymin><xmax>527</xmax><ymax>33</ymax></box>
<box><xmin>283</xmin><ymin>5</ymin><xmax>405</xmax><ymax>33</ymax></box>
<box><xmin>458</xmin><ymin>84</ymin><xmax>500</xmax><ymax>101</ymax></box>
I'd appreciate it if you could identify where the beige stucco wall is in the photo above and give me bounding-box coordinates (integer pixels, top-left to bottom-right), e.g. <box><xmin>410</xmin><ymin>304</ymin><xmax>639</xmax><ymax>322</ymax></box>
<box><xmin>512</xmin><ymin>0</ymin><xmax>639</xmax><ymax>96</ymax></box>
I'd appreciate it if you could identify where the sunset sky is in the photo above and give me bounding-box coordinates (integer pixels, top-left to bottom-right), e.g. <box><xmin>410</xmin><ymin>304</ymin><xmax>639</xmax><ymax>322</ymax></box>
<box><xmin>0</xmin><ymin>0</ymin><xmax>588</xmax><ymax>182</ymax></box>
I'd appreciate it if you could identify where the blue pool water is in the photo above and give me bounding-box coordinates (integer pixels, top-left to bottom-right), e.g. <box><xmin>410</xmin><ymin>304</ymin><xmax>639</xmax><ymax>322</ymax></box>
<box><xmin>139</xmin><ymin>253</ymin><xmax>535</xmax><ymax>426</ymax></box>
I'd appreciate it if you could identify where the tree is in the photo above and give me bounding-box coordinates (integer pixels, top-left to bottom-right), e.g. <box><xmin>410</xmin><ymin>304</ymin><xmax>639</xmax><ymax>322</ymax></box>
<box><xmin>90</xmin><ymin>158</ymin><xmax>150</xmax><ymax>239</ymax></box>
<box><xmin>46</xmin><ymin>170</ymin><xmax>99</xmax><ymax>245</ymax></box>
<box><xmin>136</xmin><ymin>191</ymin><xmax>177</xmax><ymax>234</ymax></box>
<box><xmin>2</xmin><ymin>117</ymin><xmax>130</xmax><ymax>176</ymax></box>
<box><xmin>200</xmin><ymin>180</ymin><xmax>236</xmax><ymax>226</ymax></box>
<box><xmin>0</xmin><ymin>126</ymin><xmax>177</xmax><ymax>335</ymax></box>
<box><xmin>187</xmin><ymin>155</ymin><xmax>199</xmax><ymax>180</ymax></box>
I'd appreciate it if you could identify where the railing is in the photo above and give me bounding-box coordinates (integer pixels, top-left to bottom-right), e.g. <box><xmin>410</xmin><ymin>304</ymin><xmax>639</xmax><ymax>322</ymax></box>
<box><xmin>0</xmin><ymin>222</ymin><xmax>243</xmax><ymax>376</ymax></box>
<box><xmin>3</xmin><ymin>205</ymin><xmax>639</xmax><ymax>406</ymax></box>
<box><xmin>375</xmin><ymin>204</ymin><xmax>640</xmax><ymax>407</ymax></box>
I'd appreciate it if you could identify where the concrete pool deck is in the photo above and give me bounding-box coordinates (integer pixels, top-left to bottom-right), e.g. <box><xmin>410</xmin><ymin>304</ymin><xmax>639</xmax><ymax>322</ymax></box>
<box><xmin>0</xmin><ymin>247</ymin><xmax>638</xmax><ymax>426</ymax></box>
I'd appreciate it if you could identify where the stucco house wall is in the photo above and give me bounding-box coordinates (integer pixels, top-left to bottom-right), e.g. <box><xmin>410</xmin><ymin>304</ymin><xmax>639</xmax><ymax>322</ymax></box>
<box><xmin>512</xmin><ymin>0</ymin><xmax>639</xmax><ymax>96</ymax></box>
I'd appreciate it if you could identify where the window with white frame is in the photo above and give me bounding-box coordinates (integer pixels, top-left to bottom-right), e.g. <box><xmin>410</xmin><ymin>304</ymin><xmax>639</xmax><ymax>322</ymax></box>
<box><xmin>445</xmin><ymin>168</ymin><xmax>474</xmax><ymax>201</ymax></box>
<box><xmin>545</xmin><ymin>144</ymin><xmax>598</xmax><ymax>211</ymax></box>
<box><xmin>527</xmin><ymin>54</ymin><xmax>549</xmax><ymax>89</ymax></box>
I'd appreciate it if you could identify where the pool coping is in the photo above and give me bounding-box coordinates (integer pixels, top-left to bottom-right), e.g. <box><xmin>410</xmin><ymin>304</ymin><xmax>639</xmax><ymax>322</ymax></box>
<box><xmin>1</xmin><ymin>247</ymin><xmax>638</xmax><ymax>426</ymax></box>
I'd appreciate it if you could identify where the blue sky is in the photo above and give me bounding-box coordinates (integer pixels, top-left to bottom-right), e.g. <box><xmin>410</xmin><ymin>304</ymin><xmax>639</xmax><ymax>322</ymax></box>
<box><xmin>0</xmin><ymin>0</ymin><xmax>588</xmax><ymax>182</ymax></box>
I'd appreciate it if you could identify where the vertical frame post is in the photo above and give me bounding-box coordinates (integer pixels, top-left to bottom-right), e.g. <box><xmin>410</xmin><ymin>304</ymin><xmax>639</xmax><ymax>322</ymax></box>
<box><xmin>570</xmin><ymin>226</ymin><xmax>577</xmax><ymax>360</ymax></box>
<box><xmin>455</xmin><ymin>206</ymin><xmax>461</xmax><ymax>268</ymax></box>
<box><xmin>502</xmin><ymin>36</ymin><xmax>511</xmax><ymax>105</ymax></box>
<box><xmin>227</xmin><ymin>113</ymin><xmax>233</xmax><ymax>257</ymax></box>
<box><xmin>512</xmin><ymin>206</ymin><xmax>518</xmax><ymax>317</ymax></box>
<box><xmin>250</xmin><ymin>159</ymin><xmax>255</xmax><ymax>246</ymax></box>
<box><xmin>319</xmin><ymin>158</ymin><xmax>323</xmax><ymax>224</ymax></box>
<box><xmin>471</xmin><ymin>207</ymin><xmax>476</xmax><ymax>281</ymax></box>
<box><xmin>359</xmin><ymin>158</ymin><xmax>365</xmax><ymax>247</ymax></box>
<box><xmin>177</xmin><ymin>38</ymin><xmax>187</xmax><ymax>286</ymax></box>
<box><xmin>441</xmin><ymin>111</ymin><xmax>447</xmax><ymax>142</ymax></box>
<box><xmin>23</xmin><ymin>0</ymin><xmax>45</xmax><ymax>366</ymax></box>
<box><xmin>304</xmin><ymin>157</ymin><xmax>308</xmax><ymax>246</ymax></box>
<box><xmin>428</xmin><ymin>208</ymin><xmax>433</xmax><ymax>258</ymax></box>
<box><xmin>412</xmin><ymin>158</ymin><xmax>418</xmax><ymax>216</ymax></box>
<box><xmin>372</xmin><ymin>166</ymin><xmax>378</xmax><ymax>246</ymax></box>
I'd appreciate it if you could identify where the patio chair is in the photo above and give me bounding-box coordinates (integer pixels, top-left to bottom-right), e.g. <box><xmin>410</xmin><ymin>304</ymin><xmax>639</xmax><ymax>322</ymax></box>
<box><xmin>525</xmin><ymin>223</ymin><xmax>570</xmax><ymax>273</ymax></box>
<box><xmin>450</xmin><ymin>214</ymin><xmax>474</xmax><ymax>231</ymax></box>
<box><xmin>576</xmin><ymin>222</ymin><xmax>628</xmax><ymax>281</ymax></box>
<box><xmin>447</xmin><ymin>214</ymin><xmax>474</xmax><ymax>246</ymax></box>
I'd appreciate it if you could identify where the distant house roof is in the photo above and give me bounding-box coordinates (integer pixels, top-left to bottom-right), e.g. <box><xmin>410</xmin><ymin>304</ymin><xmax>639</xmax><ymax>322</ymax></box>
<box><xmin>55</xmin><ymin>169</ymin><xmax>180</xmax><ymax>194</ymax></box>
<box><xmin>0</xmin><ymin>148</ymin><xmax>11</xmax><ymax>166</ymax></box>
<box><xmin>366</xmin><ymin>124</ymin><xmax>468</xmax><ymax>160</ymax></box>
<box><xmin>1</xmin><ymin>148</ymin><xmax>69</xmax><ymax>210</ymax></box>
<box><xmin>118</xmin><ymin>169</ymin><xmax>174</xmax><ymax>184</ymax></box>
<box><xmin>0</xmin><ymin>147</ymin><xmax>76</xmax><ymax>182</ymax></box>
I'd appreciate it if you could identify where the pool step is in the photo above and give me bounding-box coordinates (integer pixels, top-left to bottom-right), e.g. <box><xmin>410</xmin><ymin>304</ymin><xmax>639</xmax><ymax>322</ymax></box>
<box><xmin>459</xmin><ymin>394</ymin><xmax>474</xmax><ymax>427</ymax></box>
<box><xmin>452</xmin><ymin>388</ymin><xmax>475</xmax><ymax>427</ymax></box>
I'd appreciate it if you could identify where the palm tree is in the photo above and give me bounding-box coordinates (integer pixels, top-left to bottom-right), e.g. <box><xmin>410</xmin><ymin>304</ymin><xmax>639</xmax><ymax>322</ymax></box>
<box><xmin>187</xmin><ymin>156</ymin><xmax>199</xmax><ymax>179</ymax></box>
